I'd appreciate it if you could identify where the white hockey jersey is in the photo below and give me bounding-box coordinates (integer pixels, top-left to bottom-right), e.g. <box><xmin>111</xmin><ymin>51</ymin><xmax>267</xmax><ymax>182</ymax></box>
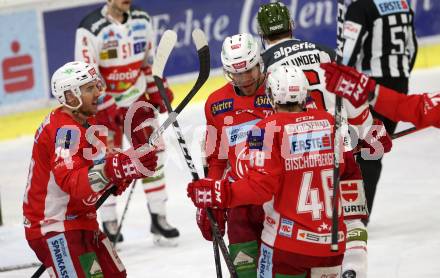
<box><xmin>75</xmin><ymin>5</ymin><xmax>155</xmax><ymax>107</ymax></box>
<box><xmin>262</xmin><ymin>38</ymin><xmax>374</xmax><ymax>143</ymax></box>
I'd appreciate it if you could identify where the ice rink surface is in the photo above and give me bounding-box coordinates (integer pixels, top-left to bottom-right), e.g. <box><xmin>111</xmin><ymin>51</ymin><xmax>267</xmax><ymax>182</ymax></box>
<box><xmin>0</xmin><ymin>68</ymin><xmax>439</xmax><ymax>277</ymax></box>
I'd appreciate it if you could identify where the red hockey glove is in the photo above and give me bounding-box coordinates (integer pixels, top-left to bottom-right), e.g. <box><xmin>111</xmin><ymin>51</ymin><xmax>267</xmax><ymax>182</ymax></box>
<box><xmin>196</xmin><ymin>207</ymin><xmax>226</xmax><ymax>241</ymax></box>
<box><xmin>104</xmin><ymin>146</ymin><xmax>158</xmax><ymax>187</ymax></box>
<box><xmin>187</xmin><ymin>179</ymin><xmax>231</xmax><ymax>209</ymax></box>
<box><xmin>112</xmin><ymin>179</ymin><xmax>133</xmax><ymax>196</ymax></box>
<box><xmin>127</xmin><ymin>104</ymin><xmax>155</xmax><ymax>147</ymax></box>
<box><xmin>143</xmin><ymin>67</ymin><xmax>174</xmax><ymax>113</ymax></box>
<box><xmin>320</xmin><ymin>62</ymin><xmax>376</xmax><ymax>108</ymax></box>
<box><xmin>358</xmin><ymin>119</ymin><xmax>392</xmax><ymax>159</ymax></box>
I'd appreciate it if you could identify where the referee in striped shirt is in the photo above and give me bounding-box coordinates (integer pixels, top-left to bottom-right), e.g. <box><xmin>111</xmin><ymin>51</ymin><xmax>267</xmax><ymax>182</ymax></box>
<box><xmin>341</xmin><ymin>0</ymin><xmax>418</xmax><ymax>224</ymax></box>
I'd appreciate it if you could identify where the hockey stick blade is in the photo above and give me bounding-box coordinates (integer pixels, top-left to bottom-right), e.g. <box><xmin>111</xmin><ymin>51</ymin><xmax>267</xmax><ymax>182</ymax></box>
<box><xmin>149</xmin><ymin>28</ymin><xmax>210</xmax><ymax>146</ymax></box>
<box><xmin>152</xmin><ymin>30</ymin><xmax>177</xmax><ymax>79</ymax></box>
<box><xmin>174</xmin><ymin>29</ymin><xmax>210</xmax><ymax>115</ymax></box>
<box><xmin>391</xmin><ymin>126</ymin><xmax>420</xmax><ymax>139</ymax></box>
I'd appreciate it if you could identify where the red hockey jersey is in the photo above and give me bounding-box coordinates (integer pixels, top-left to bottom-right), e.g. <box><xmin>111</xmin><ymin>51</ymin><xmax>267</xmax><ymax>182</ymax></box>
<box><xmin>374</xmin><ymin>86</ymin><xmax>440</xmax><ymax>128</ymax></box>
<box><xmin>228</xmin><ymin>110</ymin><xmax>347</xmax><ymax>256</ymax></box>
<box><xmin>23</xmin><ymin>108</ymin><xmax>108</xmax><ymax>240</ymax></box>
<box><xmin>204</xmin><ymin>82</ymin><xmax>273</xmax><ymax>181</ymax></box>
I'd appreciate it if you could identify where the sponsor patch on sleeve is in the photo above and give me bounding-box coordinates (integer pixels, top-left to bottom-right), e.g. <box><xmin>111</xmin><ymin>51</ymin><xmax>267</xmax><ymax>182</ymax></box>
<box><xmin>343</xmin><ymin>20</ymin><xmax>362</xmax><ymax>41</ymax></box>
<box><xmin>373</xmin><ymin>0</ymin><xmax>409</xmax><ymax>15</ymax></box>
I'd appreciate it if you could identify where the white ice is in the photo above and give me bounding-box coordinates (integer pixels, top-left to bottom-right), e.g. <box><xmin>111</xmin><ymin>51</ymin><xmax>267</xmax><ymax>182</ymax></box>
<box><xmin>0</xmin><ymin>68</ymin><xmax>439</xmax><ymax>277</ymax></box>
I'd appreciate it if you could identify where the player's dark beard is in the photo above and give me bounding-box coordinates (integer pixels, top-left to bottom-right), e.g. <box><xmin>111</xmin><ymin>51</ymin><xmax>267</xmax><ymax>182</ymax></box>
<box><xmin>74</xmin><ymin>106</ymin><xmax>93</xmax><ymax>118</ymax></box>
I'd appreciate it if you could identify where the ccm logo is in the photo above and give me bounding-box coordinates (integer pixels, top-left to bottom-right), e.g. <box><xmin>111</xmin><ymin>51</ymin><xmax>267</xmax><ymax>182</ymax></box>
<box><xmin>214</xmin><ymin>180</ymin><xmax>222</xmax><ymax>203</ymax></box>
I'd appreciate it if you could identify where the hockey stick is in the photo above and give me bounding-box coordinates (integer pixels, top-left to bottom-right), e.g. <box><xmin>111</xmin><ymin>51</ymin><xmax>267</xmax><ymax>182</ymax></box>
<box><xmin>330</xmin><ymin>0</ymin><xmax>347</xmax><ymax>252</ymax></box>
<box><xmin>148</xmin><ymin>31</ymin><xmax>210</xmax><ymax>148</ymax></box>
<box><xmin>0</xmin><ymin>262</ymin><xmax>40</xmax><ymax>273</ymax></box>
<box><xmin>113</xmin><ymin>179</ymin><xmax>137</xmax><ymax>245</ymax></box>
<box><xmin>153</xmin><ymin>29</ymin><xmax>232</xmax><ymax>277</ymax></box>
<box><xmin>391</xmin><ymin>126</ymin><xmax>421</xmax><ymax>139</ymax></box>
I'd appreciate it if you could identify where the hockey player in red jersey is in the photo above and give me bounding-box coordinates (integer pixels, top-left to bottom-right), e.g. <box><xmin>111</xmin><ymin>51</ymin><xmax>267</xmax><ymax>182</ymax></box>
<box><xmin>256</xmin><ymin>4</ymin><xmax>393</xmax><ymax>277</ymax></box>
<box><xmin>75</xmin><ymin>0</ymin><xmax>179</xmax><ymax>244</ymax></box>
<box><xmin>22</xmin><ymin>61</ymin><xmax>158</xmax><ymax>277</ymax></box>
<box><xmin>198</xmin><ymin>33</ymin><xmax>273</xmax><ymax>276</ymax></box>
<box><xmin>321</xmin><ymin>62</ymin><xmax>440</xmax><ymax>128</ymax></box>
<box><xmin>188</xmin><ymin>65</ymin><xmax>354</xmax><ymax>277</ymax></box>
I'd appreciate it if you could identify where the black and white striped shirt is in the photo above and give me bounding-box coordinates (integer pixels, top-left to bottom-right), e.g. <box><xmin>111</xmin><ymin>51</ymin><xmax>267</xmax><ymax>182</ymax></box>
<box><xmin>342</xmin><ymin>0</ymin><xmax>417</xmax><ymax>78</ymax></box>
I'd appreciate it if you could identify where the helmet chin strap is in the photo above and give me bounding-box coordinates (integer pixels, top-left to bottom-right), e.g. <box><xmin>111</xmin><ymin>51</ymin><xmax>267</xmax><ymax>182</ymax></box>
<box><xmin>64</xmin><ymin>93</ymin><xmax>87</xmax><ymax>121</ymax></box>
<box><xmin>63</xmin><ymin>97</ymin><xmax>83</xmax><ymax>110</ymax></box>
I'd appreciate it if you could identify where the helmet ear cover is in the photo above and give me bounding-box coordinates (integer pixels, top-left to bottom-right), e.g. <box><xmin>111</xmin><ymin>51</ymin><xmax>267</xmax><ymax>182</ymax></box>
<box><xmin>257</xmin><ymin>2</ymin><xmax>292</xmax><ymax>37</ymax></box>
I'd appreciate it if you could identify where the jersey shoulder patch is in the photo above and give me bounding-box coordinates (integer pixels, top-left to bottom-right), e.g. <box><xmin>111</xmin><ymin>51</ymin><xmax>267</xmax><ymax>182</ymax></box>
<box><xmin>373</xmin><ymin>0</ymin><xmax>410</xmax><ymax>16</ymax></box>
<box><xmin>210</xmin><ymin>98</ymin><xmax>234</xmax><ymax>116</ymax></box>
<box><xmin>78</xmin><ymin>7</ymin><xmax>110</xmax><ymax>36</ymax></box>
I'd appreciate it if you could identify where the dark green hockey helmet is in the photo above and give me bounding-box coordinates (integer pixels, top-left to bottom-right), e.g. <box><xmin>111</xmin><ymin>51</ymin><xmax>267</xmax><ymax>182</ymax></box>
<box><xmin>257</xmin><ymin>2</ymin><xmax>292</xmax><ymax>36</ymax></box>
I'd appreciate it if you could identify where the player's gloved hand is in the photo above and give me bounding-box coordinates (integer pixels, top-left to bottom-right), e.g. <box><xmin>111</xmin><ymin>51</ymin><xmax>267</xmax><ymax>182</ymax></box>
<box><xmin>358</xmin><ymin>119</ymin><xmax>392</xmax><ymax>158</ymax></box>
<box><xmin>112</xmin><ymin>179</ymin><xmax>133</xmax><ymax>196</ymax></box>
<box><xmin>320</xmin><ymin>62</ymin><xmax>376</xmax><ymax>108</ymax></box>
<box><xmin>104</xmin><ymin>146</ymin><xmax>158</xmax><ymax>186</ymax></box>
<box><xmin>187</xmin><ymin>179</ymin><xmax>231</xmax><ymax>209</ymax></box>
<box><xmin>196</xmin><ymin>207</ymin><xmax>226</xmax><ymax>241</ymax></box>
<box><xmin>95</xmin><ymin>94</ymin><xmax>124</xmax><ymax>133</ymax></box>
<box><xmin>143</xmin><ymin>66</ymin><xmax>174</xmax><ymax>113</ymax></box>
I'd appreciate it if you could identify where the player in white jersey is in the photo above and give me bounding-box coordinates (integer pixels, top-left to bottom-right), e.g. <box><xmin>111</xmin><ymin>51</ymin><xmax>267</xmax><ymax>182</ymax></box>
<box><xmin>75</xmin><ymin>0</ymin><xmax>179</xmax><ymax>245</ymax></box>
<box><xmin>256</xmin><ymin>3</ymin><xmax>392</xmax><ymax>278</ymax></box>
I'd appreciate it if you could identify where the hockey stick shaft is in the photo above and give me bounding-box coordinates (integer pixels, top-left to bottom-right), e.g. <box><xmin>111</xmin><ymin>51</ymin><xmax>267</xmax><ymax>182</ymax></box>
<box><xmin>154</xmin><ymin>77</ymin><xmax>229</xmax><ymax>277</ymax></box>
<box><xmin>331</xmin><ymin>0</ymin><xmax>346</xmax><ymax>252</ymax></box>
<box><xmin>154</xmin><ymin>29</ymin><xmax>232</xmax><ymax>277</ymax></box>
<box><xmin>113</xmin><ymin>179</ymin><xmax>137</xmax><ymax>245</ymax></box>
<box><xmin>391</xmin><ymin>126</ymin><xmax>422</xmax><ymax>139</ymax></box>
<box><xmin>0</xmin><ymin>262</ymin><xmax>40</xmax><ymax>273</ymax></box>
<box><xmin>200</xmin><ymin>140</ymin><xmax>222</xmax><ymax>277</ymax></box>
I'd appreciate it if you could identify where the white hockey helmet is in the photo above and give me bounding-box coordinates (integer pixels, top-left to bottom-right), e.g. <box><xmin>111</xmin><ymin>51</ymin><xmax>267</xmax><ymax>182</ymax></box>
<box><xmin>266</xmin><ymin>65</ymin><xmax>309</xmax><ymax>105</ymax></box>
<box><xmin>221</xmin><ymin>33</ymin><xmax>261</xmax><ymax>74</ymax></box>
<box><xmin>51</xmin><ymin>61</ymin><xmax>100</xmax><ymax>109</ymax></box>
